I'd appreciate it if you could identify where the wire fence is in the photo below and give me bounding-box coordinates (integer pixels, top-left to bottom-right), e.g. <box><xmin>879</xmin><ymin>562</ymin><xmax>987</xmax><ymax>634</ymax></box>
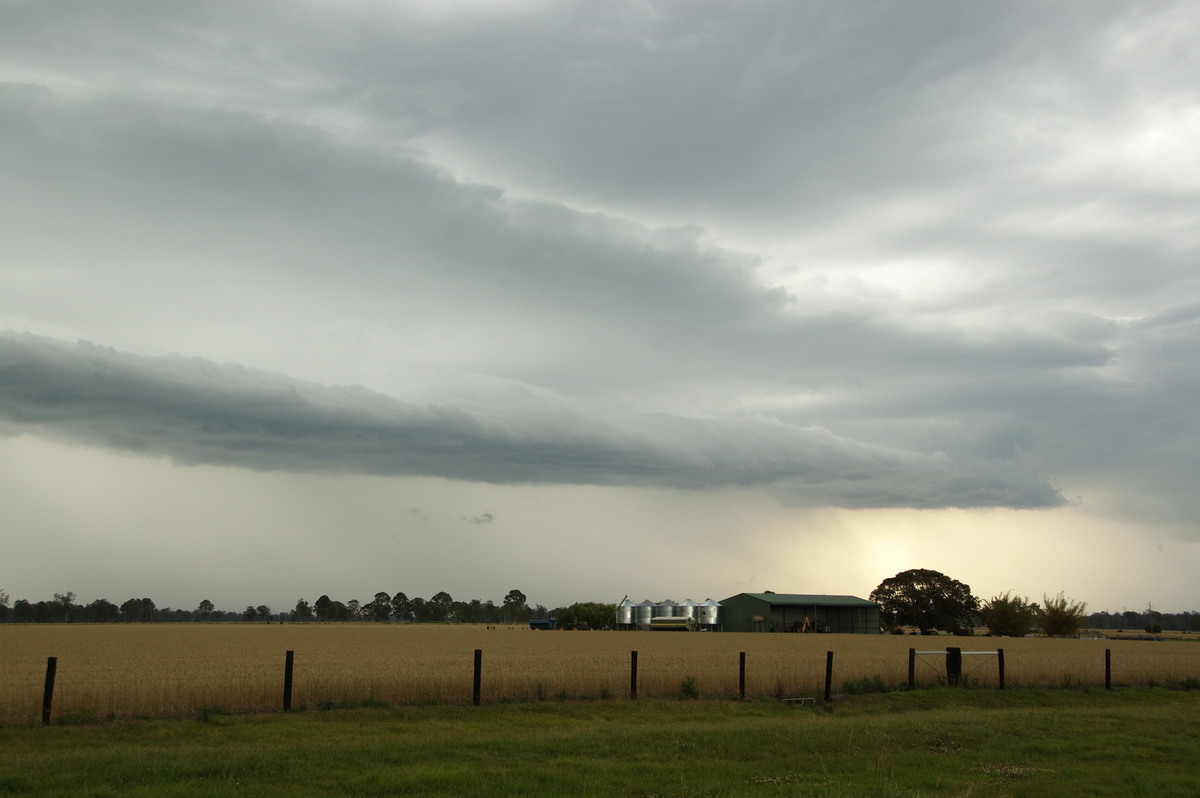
<box><xmin>7</xmin><ymin>638</ymin><xmax>1198</xmax><ymax>725</ymax></box>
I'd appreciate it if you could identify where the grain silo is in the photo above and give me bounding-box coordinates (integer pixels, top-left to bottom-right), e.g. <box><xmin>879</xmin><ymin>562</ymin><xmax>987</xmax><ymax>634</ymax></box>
<box><xmin>615</xmin><ymin>598</ymin><xmax>636</xmax><ymax>629</ymax></box>
<box><xmin>635</xmin><ymin>599</ymin><xmax>656</xmax><ymax>627</ymax></box>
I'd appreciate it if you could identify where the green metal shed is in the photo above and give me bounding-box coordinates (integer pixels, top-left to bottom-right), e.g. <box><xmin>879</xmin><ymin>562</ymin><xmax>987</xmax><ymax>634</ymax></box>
<box><xmin>719</xmin><ymin>593</ymin><xmax>880</xmax><ymax>633</ymax></box>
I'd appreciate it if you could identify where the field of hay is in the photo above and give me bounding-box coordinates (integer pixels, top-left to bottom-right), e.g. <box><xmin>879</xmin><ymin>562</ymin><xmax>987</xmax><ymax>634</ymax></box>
<box><xmin>3</xmin><ymin>624</ymin><xmax>1199</xmax><ymax>722</ymax></box>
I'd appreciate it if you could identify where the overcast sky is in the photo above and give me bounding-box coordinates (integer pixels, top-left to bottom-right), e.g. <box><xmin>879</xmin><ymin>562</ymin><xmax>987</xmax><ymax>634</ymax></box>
<box><xmin>2</xmin><ymin>1</ymin><xmax>1198</xmax><ymax>615</ymax></box>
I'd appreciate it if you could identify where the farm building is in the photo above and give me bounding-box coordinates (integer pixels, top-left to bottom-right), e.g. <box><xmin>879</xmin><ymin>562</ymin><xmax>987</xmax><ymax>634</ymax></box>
<box><xmin>719</xmin><ymin>593</ymin><xmax>881</xmax><ymax>634</ymax></box>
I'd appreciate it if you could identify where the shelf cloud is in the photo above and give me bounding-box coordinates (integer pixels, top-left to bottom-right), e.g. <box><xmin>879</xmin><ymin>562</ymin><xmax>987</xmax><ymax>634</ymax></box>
<box><xmin>1</xmin><ymin>333</ymin><xmax>1063</xmax><ymax>509</ymax></box>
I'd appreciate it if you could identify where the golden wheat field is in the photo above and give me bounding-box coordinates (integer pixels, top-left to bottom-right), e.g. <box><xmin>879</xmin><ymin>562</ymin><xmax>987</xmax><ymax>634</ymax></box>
<box><xmin>3</xmin><ymin>624</ymin><xmax>1199</xmax><ymax>722</ymax></box>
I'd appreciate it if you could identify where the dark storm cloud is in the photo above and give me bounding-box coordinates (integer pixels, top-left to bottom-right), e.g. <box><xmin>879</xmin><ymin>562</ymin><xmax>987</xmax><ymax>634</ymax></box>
<box><xmin>0</xmin><ymin>333</ymin><xmax>1062</xmax><ymax>508</ymax></box>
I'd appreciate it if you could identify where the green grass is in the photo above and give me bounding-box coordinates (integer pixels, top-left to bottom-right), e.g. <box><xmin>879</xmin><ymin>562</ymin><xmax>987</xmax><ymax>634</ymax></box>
<box><xmin>2</xmin><ymin>689</ymin><xmax>1199</xmax><ymax>796</ymax></box>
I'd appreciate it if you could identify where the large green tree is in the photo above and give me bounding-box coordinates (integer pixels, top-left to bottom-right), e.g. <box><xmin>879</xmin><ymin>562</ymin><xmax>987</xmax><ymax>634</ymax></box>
<box><xmin>409</xmin><ymin>597</ymin><xmax>433</xmax><ymax>622</ymax></box>
<box><xmin>120</xmin><ymin>597</ymin><xmax>156</xmax><ymax>622</ymax></box>
<box><xmin>84</xmin><ymin>598</ymin><xmax>121</xmax><ymax>623</ymax></box>
<box><xmin>391</xmin><ymin>592</ymin><xmax>412</xmax><ymax>622</ymax></box>
<box><xmin>870</xmin><ymin>569</ymin><xmax>980</xmax><ymax>634</ymax></box>
<box><xmin>429</xmin><ymin>592</ymin><xmax>454</xmax><ymax>622</ymax></box>
<box><xmin>53</xmin><ymin>591</ymin><xmax>77</xmax><ymax>622</ymax></box>
<box><xmin>367</xmin><ymin>592</ymin><xmax>393</xmax><ymax>622</ymax></box>
<box><xmin>502</xmin><ymin>589</ymin><xmax>529</xmax><ymax>622</ymax></box>
<box><xmin>292</xmin><ymin>598</ymin><xmax>314</xmax><ymax>621</ymax></box>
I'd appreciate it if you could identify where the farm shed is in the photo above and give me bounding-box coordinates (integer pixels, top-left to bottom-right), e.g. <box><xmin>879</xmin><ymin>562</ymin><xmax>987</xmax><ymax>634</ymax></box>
<box><xmin>719</xmin><ymin>593</ymin><xmax>881</xmax><ymax>634</ymax></box>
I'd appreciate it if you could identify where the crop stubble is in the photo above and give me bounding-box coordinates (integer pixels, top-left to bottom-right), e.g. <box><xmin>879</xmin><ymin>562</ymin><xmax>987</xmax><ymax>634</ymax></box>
<box><xmin>2</xmin><ymin>624</ymin><xmax>1197</xmax><ymax>722</ymax></box>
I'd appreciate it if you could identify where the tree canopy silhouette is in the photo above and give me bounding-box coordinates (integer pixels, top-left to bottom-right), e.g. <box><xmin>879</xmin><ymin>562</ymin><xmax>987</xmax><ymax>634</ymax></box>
<box><xmin>870</xmin><ymin>568</ymin><xmax>980</xmax><ymax>634</ymax></box>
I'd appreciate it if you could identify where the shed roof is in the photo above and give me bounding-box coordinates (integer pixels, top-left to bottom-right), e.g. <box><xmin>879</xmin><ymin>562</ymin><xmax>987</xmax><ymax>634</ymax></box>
<box><xmin>725</xmin><ymin>593</ymin><xmax>877</xmax><ymax>608</ymax></box>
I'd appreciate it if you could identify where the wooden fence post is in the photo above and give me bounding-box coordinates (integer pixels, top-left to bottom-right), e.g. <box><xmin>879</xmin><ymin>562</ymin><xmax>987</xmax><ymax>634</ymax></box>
<box><xmin>738</xmin><ymin>652</ymin><xmax>746</xmax><ymax>700</ymax></box>
<box><xmin>630</xmin><ymin>651</ymin><xmax>638</xmax><ymax>699</ymax></box>
<box><xmin>824</xmin><ymin>651</ymin><xmax>833</xmax><ymax>702</ymax></box>
<box><xmin>1105</xmin><ymin>648</ymin><xmax>1112</xmax><ymax>690</ymax></box>
<box><xmin>997</xmin><ymin>648</ymin><xmax>1005</xmax><ymax>689</ymax></box>
<box><xmin>473</xmin><ymin>649</ymin><xmax>482</xmax><ymax>706</ymax></box>
<box><xmin>283</xmin><ymin>650</ymin><xmax>295</xmax><ymax>712</ymax></box>
<box><xmin>945</xmin><ymin>647</ymin><xmax>962</xmax><ymax>686</ymax></box>
<box><xmin>41</xmin><ymin>657</ymin><xmax>57</xmax><ymax>726</ymax></box>
<box><xmin>907</xmin><ymin>648</ymin><xmax>916</xmax><ymax>690</ymax></box>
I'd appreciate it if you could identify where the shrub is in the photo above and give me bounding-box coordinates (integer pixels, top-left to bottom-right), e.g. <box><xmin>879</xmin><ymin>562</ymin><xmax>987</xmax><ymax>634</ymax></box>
<box><xmin>981</xmin><ymin>591</ymin><xmax>1039</xmax><ymax>637</ymax></box>
<box><xmin>1040</xmin><ymin>592</ymin><xmax>1088</xmax><ymax>636</ymax></box>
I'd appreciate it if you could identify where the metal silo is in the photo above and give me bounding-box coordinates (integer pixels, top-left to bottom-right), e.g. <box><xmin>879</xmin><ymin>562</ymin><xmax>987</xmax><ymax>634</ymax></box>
<box><xmin>615</xmin><ymin>599</ymin><xmax>635</xmax><ymax>628</ymax></box>
<box><xmin>678</xmin><ymin>598</ymin><xmax>700</xmax><ymax>620</ymax></box>
<box><xmin>700</xmin><ymin>598</ymin><xmax>721</xmax><ymax>629</ymax></box>
<box><xmin>635</xmin><ymin>600</ymin><xmax>656</xmax><ymax>627</ymax></box>
<box><xmin>656</xmin><ymin>599</ymin><xmax>678</xmax><ymax>618</ymax></box>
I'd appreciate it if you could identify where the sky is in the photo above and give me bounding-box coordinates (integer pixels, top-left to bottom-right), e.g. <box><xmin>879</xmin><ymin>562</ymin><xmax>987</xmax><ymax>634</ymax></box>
<box><xmin>2</xmin><ymin>1</ymin><xmax>1198</xmax><ymax>616</ymax></box>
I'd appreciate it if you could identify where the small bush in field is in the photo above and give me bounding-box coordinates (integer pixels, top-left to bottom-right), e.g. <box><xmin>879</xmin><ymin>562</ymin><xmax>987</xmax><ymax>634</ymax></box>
<box><xmin>1040</xmin><ymin>593</ymin><xmax>1088</xmax><ymax>637</ymax></box>
<box><xmin>981</xmin><ymin>591</ymin><xmax>1038</xmax><ymax>637</ymax></box>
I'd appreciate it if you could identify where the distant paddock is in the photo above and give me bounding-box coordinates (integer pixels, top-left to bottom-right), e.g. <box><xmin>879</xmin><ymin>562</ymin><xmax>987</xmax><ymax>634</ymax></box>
<box><xmin>3</xmin><ymin>624</ymin><xmax>1198</xmax><ymax>723</ymax></box>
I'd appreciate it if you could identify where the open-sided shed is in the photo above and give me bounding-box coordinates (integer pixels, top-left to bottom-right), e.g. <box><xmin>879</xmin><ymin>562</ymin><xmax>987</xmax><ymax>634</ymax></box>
<box><xmin>719</xmin><ymin>593</ymin><xmax>880</xmax><ymax>633</ymax></box>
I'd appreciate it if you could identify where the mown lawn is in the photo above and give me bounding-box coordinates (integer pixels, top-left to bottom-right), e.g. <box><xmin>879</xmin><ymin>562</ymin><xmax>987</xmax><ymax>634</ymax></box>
<box><xmin>2</xmin><ymin>688</ymin><xmax>1199</xmax><ymax>797</ymax></box>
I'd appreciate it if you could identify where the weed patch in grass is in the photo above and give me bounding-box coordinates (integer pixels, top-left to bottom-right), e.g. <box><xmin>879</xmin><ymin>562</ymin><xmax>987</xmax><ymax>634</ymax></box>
<box><xmin>54</xmin><ymin>707</ymin><xmax>110</xmax><ymax>726</ymax></box>
<box><xmin>841</xmin><ymin>674</ymin><xmax>908</xmax><ymax>695</ymax></box>
<box><xmin>194</xmin><ymin>704</ymin><xmax>229</xmax><ymax>723</ymax></box>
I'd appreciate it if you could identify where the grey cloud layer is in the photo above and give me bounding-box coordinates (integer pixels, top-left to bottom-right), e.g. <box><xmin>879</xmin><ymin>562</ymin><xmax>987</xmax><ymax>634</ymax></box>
<box><xmin>0</xmin><ymin>333</ymin><xmax>1062</xmax><ymax>508</ymax></box>
<box><xmin>1</xmin><ymin>2</ymin><xmax>1197</xmax><ymax>525</ymax></box>
<box><xmin>0</xmin><ymin>77</ymin><xmax>1122</xmax><ymax>397</ymax></box>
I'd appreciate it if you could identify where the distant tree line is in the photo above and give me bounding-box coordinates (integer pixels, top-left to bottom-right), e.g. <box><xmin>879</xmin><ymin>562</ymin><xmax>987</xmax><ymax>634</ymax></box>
<box><xmin>0</xmin><ymin>587</ymin><xmax>554</xmax><ymax>625</ymax></box>
<box><xmin>1085</xmin><ymin>608</ymin><xmax>1200</xmax><ymax>634</ymax></box>
<box><xmin>7</xmin><ymin>581</ymin><xmax>1197</xmax><ymax>634</ymax></box>
<box><xmin>291</xmin><ymin>589</ymin><xmax>550</xmax><ymax>625</ymax></box>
